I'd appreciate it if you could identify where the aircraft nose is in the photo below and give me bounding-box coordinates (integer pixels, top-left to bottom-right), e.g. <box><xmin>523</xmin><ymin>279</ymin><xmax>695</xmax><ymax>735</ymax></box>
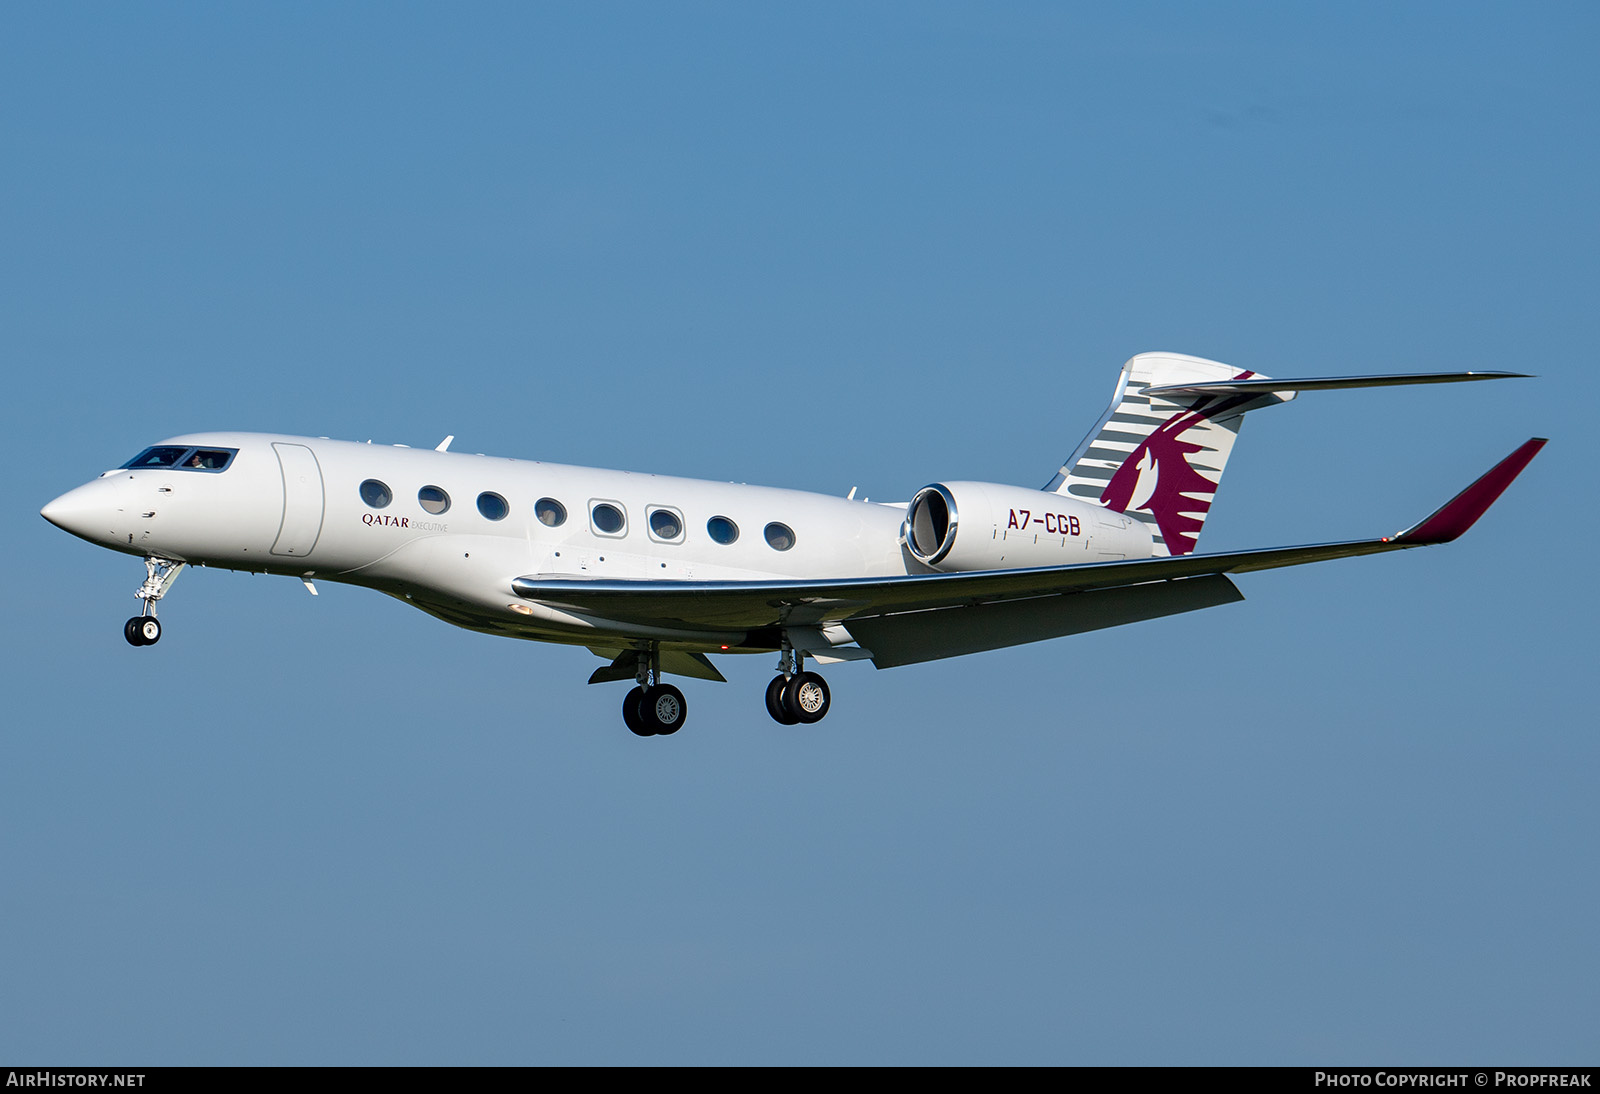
<box><xmin>41</xmin><ymin>481</ymin><xmax>119</xmax><ymax>543</ymax></box>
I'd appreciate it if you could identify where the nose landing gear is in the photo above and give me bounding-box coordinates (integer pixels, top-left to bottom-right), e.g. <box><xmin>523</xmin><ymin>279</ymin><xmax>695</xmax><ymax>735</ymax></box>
<box><xmin>123</xmin><ymin>616</ymin><xmax>162</xmax><ymax>646</ymax></box>
<box><xmin>123</xmin><ymin>557</ymin><xmax>184</xmax><ymax>648</ymax></box>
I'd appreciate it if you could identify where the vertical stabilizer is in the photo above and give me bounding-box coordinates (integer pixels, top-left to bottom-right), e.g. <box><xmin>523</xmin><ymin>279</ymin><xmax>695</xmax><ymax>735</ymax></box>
<box><xmin>1046</xmin><ymin>352</ymin><xmax>1292</xmax><ymax>556</ymax></box>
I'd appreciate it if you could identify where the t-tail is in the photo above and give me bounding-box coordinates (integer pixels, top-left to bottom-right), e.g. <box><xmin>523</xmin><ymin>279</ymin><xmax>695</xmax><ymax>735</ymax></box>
<box><xmin>1046</xmin><ymin>352</ymin><xmax>1530</xmax><ymax>557</ymax></box>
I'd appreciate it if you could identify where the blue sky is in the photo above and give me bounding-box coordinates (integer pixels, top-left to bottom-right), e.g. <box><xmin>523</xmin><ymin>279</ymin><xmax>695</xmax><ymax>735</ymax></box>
<box><xmin>3</xmin><ymin>3</ymin><xmax>1594</xmax><ymax>1064</ymax></box>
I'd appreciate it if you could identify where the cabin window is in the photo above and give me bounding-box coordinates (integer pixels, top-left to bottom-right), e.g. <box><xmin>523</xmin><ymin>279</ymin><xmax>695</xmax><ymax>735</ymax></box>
<box><xmin>359</xmin><ymin>479</ymin><xmax>393</xmax><ymax>508</ymax></box>
<box><xmin>764</xmin><ymin>522</ymin><xmax>796</xmax><ymax>551</ymax></box>
<box><xmin>535</xmin><ymin>498</ymin><xmax>567</xmax><ymax>527</ymax></box>
<box><xmin>707</xmin><ymin>516</ymin><xmax>739</xmax><ymax>545</ymax></box>
<box><xmin>590</xmin><ymin>501</ymin><xmax>626</xmax><ymax>536</ymax></box>
<box><xmin>418</xmin><ymin>486</ymin><xmax>451</xmax><ymax>515</ymax></box>
<box><xmin>477</xmin><ymin>492</ymin><xmax>509</xmax><ymax>521</ymax></box>
<box><xmin>647</xmin><ymin>506</ymin><xmax>684</xmax><ymax>543</ymax></box>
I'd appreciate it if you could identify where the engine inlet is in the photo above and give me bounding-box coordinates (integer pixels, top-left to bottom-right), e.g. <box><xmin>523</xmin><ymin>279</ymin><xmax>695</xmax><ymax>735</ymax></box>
<box><xmin>906</xmin><ymin>484</ymin><xmax>958</xmax><ymax>565</ymax></box>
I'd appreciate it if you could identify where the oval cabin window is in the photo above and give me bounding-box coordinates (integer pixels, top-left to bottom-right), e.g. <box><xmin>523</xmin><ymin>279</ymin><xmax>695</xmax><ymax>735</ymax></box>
<box><xmin>359</xmin><ymin>479</ymin><xmax>392</xmax><ymax>509</ymax></box>
<box><xmin>648</xmin><ymin>508</ymin><xmax>683</xmax><ymax>541</ymax></box>
<box><xmin>418</xmin><ymin>486</ymin><xmax>451</xmax><ymax>515</ymax></box>
<box><xmin>477</xmin><ymin>492</ymin><xmax>509</xmax><ymax>521</ymax></box>
<box><xmin>535</xmin><ymin>498</ymin><xmax>567</xmax><ymax>527</ymax></box>
<box><xmin>591</xmin><ymin>503</ymin><xmax>625</xmax><ymax>535</ymax></box>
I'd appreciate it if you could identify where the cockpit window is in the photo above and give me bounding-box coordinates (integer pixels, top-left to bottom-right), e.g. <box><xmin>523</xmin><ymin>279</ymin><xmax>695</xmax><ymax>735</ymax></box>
<box><xmin>121</xmin><ymin>446</ymin><xmax>238</xmax><ymax>472</ymax></box>
<box><xmin>123</xmin><ymin>447</ymin><xmax>190</xmax><ymax>469</ymax></box>
<box><xmin>185</xmin><ymin>449</ymin><xmax>235</xmax><ymax>470</ymax></box>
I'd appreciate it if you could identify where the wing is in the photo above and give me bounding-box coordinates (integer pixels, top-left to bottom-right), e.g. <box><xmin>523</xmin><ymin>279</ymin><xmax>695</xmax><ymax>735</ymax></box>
<box><xmin>510</xmin><ymin>439</ymin><xmax>1544</xmax><ymax>666</ymax></box>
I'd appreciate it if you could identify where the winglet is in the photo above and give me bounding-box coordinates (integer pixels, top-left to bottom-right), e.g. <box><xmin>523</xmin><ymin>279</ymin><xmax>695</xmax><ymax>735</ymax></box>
<box><xmin>1396</xmin><ymin>438</ymin><xmax>1546</xmax><ymax>545</ymax></box>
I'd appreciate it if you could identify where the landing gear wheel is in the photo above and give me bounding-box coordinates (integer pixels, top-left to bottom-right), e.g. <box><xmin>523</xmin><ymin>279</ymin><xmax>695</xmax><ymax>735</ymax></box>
<box><xmin>766</xmin><ymin>675</ymin><xmax>799</xmax><ymax>725</ymax></box>
<box><xmin>622</xmin><ymin>686</ymin><xmax>653</xmax><ymax>736</ymax></box>
<box><xmin>124</xmin><ymin>616</ymin><xmax>160</xmax><ymax>646</ymax></box>
<box><xmin>639</xmin><ymin>683</ymin><xmax>687</xmax><ymax>735</ymax></box>
<box><xmin>783</xmin><ymin>671</ymin><xmax>830</xmax><ymax>724</ymax></box>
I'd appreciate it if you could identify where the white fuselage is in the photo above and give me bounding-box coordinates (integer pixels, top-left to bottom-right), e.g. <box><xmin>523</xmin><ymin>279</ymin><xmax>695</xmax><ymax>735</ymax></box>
<box><xmin>42</xmin><ymin>431</ymin><xmax>1154</xmax><ymax>653</ymax></box>
<box><xmin>45</xmin><ymin>433</ymin><xmax>910</xmax><ymax>650</ymax></box>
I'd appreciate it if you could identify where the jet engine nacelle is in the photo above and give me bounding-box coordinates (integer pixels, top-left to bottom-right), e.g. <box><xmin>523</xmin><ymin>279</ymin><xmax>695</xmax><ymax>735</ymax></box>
<box><xmin>903</xmin><ymin>481</ymin><xmax>1153</xmax><ymax>571</ymax></box>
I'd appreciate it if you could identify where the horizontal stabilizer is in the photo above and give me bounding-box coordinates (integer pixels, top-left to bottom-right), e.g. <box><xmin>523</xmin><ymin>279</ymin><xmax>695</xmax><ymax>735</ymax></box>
<box><xmin>1142</xmin><ymin>371</ymin><xmax>1530</xmax><ymax>397</ymax></box>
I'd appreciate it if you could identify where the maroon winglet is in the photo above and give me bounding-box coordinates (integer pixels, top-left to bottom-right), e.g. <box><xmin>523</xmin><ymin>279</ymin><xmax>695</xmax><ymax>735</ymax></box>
<box><xmin>1398</xmin><ymin>438</ymin><xmax>1547</xmax><ymax>544</ymax></box>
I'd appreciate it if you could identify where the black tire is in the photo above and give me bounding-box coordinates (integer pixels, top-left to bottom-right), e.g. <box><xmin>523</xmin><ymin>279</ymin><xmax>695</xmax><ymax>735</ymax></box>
<box><xmin>765</xmin><ymin>675</ymin><xmax>799</xmax><ymax>724</ymax></box>
<box><xmin>137</xmin><ymin>617</ymin><xmax>162</xmax><ymax>645</ymax></box>
<box><xmin>124</xmin><ymin>617</ymin><xmax>146</xmax><ymax>646</ymax></box>
<box><xmin>783</xmin><ymin>671</ymin><xmax>830</xmax><ymax>724</ymax></box>
<box><xmin>639</xmin><ymin>683</ymin><xmax>687</xmax><ymax>735</ymax></box>
<box><xmin>622</xmin><ymin>686</ymin><xmax>653</xmax><ymax>736</ymax></box>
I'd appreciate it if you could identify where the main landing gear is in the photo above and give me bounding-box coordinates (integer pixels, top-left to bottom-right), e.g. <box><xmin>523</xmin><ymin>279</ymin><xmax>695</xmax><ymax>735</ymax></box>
<box><xmin>622</xmin><ymin>646</ymin><xmax>689</xmax><ymax>737</ymax></box>
<box><xmin>614</xmin><ymin>641</ymin><xmax>834</xmax><ymax>736</ymax></box>
<box><xmin>123</xmin><ymin>557</ymin><xmax>184</xmax><ymax>647</ymax></box>
<box><xmin>764</xmin><ymin>644</ymin><xmax>832</xmax><ymax>725</ymax></box>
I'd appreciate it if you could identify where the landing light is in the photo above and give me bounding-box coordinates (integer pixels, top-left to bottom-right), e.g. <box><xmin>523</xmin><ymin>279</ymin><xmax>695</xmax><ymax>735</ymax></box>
<box><xmin>508</xmin><ymin>603</ymin><xmax>534</xmax><ymax>615</ymax></box>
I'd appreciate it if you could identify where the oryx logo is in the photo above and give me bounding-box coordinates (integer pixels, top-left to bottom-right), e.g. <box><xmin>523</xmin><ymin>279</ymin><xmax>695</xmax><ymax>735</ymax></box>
<box><xmin>1099</xmin><ymin>374</ymin><xmax>1254</xmax><ymax>555</ymax></box>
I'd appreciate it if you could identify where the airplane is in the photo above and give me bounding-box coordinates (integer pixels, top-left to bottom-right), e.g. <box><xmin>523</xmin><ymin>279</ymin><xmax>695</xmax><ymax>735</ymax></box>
<box><xmin>40</xmin><ymin>352</ymin><xmax>1544</xmax><ymax>737</ymax></box>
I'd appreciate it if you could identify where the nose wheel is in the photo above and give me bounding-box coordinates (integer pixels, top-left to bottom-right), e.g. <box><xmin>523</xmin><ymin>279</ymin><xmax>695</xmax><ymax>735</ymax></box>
<box><xmin>123</xmin><ymin>557</ymin><xmax>184</xmax><ymax>648</ymax></box>
<box><xmin>124</xmin><ymin>616</ymin><xmax>162</xmax><ymax>646</ymax></box>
